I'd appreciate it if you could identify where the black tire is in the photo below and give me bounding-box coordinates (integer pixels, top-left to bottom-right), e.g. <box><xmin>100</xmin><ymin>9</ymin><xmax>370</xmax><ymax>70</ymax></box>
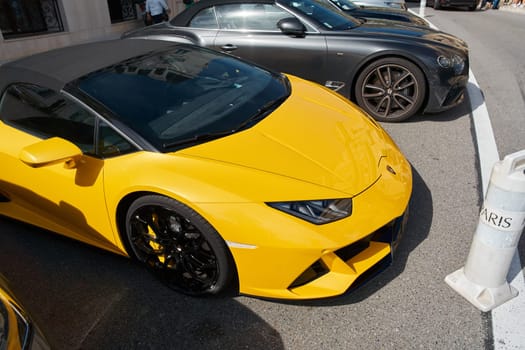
<box><xmin>355</xmin><ymin>57</ymin><xmax>426</xmax><ymax>122</ymax></box>
<box><xmin>125</xmin><ymin>194</ymin><xmax>233</xmax><ymax>296</ymax></box>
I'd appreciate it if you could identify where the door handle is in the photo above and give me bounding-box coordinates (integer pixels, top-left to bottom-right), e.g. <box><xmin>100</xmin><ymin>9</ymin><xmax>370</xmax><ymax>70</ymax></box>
<box><xmin>221</xmin><ymin>44</ymin><xmax>238</xmax><ymax>52</ymax></box>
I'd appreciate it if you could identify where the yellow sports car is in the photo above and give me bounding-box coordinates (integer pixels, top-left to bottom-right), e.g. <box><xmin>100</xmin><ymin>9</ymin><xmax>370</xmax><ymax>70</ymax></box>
<box><xmin>0</xmin><ymin>40</ymin><xmax>411</xmax><ymax>299</ymax></box>
<box><xmin>0</xmin><ymin>275</ymin><xmax>50</xmax><ymax>349</ymax></box>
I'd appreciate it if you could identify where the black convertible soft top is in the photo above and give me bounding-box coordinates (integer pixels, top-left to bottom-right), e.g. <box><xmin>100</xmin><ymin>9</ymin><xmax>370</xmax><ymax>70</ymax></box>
<box><xmin>0</xmin><ymin>39</ymin><xmax>177</xmax><ymax>93</ymax></box>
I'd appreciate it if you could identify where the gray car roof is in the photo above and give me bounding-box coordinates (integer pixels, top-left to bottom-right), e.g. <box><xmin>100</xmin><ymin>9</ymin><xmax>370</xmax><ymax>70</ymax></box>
<box><xmin>0</xmin><ymin>39</ymin><xmax>177</xmax><ymax>93</ymax></box>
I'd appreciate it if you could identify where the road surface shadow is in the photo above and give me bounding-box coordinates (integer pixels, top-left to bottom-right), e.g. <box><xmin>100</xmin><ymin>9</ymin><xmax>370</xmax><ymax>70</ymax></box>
<box><xmin>406</xmin><ymin>89</ymin><xmax>474</xmax><ymax>123</ymax></box>
<box><xmin>0</xmin><ymin>218</ymin><xmax>284</xmax><ymax>350</ymax></box>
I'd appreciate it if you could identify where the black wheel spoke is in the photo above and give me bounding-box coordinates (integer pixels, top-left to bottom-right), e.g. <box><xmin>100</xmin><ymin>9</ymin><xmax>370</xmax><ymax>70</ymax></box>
<box><xmin>125</xmin><ymin>195</ymin><xmax>232</xmax><ymax>296</ymax></box>
<box><xmin>127</xmin><ymin>201</ymin><xmax>222</xmax><ymax>295</ymax></box>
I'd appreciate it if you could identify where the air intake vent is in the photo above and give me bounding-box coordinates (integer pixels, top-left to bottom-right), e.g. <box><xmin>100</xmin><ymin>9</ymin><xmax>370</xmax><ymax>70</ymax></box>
<box><xmin>289</xmin><ymin>260</ymin><xmax>329</xmax><ymax>289</ymax></box>
<box><xmin>335</xmin><ymin>237</ymin><xmax>371</xmax><ymax>262</ymax></box>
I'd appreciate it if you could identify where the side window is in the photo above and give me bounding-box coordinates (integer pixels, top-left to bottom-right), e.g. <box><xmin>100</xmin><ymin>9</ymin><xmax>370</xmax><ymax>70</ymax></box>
<box><xmin>98</xmin><ymin>120</ymin><xmax>137</xmax><ymax>158</ymax></box>
<box><xmin>216</xmin><ymin>4</ymin><xmax>290</xmax><ymax>30</ymax></box>
<box><xmin>0</xmin><ymin>83</ymin><xmax>96</xmax><ymax>154</ymax></box>
<box><xmin>189</xmin><ymin>7</ymin><xmax>219</xmax><ymax>28</ymax></box>
<box><xmin>0</xmin><ymin>0</ymin><xmax>64</xmax><ymax>39</ymax></box>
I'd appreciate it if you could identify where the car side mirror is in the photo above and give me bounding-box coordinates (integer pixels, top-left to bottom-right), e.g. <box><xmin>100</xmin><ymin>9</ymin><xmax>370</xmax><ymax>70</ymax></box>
<box><xmin>19</xmin><ymin>137</ymin><xmax>83</xmax><ymax>169</ymax></box>
<box><xmin>277</xmin><ymin>17</ymin><xmax>306</xmax><ymax>37</ymax></box>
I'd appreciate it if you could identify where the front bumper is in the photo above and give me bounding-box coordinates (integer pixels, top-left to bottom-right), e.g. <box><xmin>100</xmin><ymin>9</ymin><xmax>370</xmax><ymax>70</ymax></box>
<box><xmin>288</xmin><ymin>210</ymin><xmax>408</xmax><ymax>298</ymax></box>
<box><xmin>424</xmin><ymin>62</ymin><xmax>469</xmax><ymax>114</ymax></box>
<box><xmin>197</xmin><ymin>153</ymin><xmax>412</xmax><ymax>299</ymax></box>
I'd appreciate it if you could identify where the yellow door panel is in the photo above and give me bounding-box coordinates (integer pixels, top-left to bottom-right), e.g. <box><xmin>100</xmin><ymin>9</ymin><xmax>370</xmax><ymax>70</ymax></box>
<box><xmin>0</xmin><ymin>122</ymin><xmax>118</xmax><ymax>253</ymax></box>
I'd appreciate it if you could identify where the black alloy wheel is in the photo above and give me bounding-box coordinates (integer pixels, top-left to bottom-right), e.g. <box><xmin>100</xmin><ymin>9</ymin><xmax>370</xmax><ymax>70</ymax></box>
<box><xmin>125</xmin><ymin>195</ymin><xmax>233</xmax><ymax>296</ymax></box>
<box><xmin>355</xmin><ymin>57</ymin><xmax>426</xmax><ymax>122</ymax></box>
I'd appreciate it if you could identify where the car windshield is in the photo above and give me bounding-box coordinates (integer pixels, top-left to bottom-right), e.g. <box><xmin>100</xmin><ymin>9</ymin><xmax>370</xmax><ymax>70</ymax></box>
<box><xmin>76</xmin><ymin>45</ymin><xmax>289</xmax><ymax>151</ymax></box>
<box><xmin>280</xmin><ymin>0</ymin><xmax>361</xmax><ymax>30</ymax></box>
<box><xmin>330</xmin><ymin>0</ymin><xmax>360</xmax><ymax>11</ymax></box>
<box><xmin>327</xmin><ymin>0</ymin><xmax>360</xmax><ymax>10</ymax></box>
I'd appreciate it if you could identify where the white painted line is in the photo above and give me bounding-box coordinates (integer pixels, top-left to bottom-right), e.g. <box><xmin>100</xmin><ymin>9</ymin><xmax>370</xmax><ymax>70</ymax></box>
<box><xmin>418</xmin><ymin>12</ymin><xmax>524</xmax><ymax>349</ymax></box>
<box><xmin>493</xmin><ymin>253</ymin><xmax>525</xmax><ymax>350</ymax></box>
<box><xmin>467</xmin><ymin>71</ymin><xmax>500</xmax><ymax>195</ymax></box>
<box><xmin>467</xmin><ymin>70</ymin><xmax>525</xmax><ymax>350</ymax></box>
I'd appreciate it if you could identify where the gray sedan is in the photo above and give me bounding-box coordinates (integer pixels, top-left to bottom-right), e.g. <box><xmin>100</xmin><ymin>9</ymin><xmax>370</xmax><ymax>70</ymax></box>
<box><xmin>352</xmin><ymin>0</ymin><xmax>407</xmax><ymax>9</ymax></box>
<box><xmin>123</xmin><ymin>0</ymin><xmax>469</xmax><ymax>122</ymax></box>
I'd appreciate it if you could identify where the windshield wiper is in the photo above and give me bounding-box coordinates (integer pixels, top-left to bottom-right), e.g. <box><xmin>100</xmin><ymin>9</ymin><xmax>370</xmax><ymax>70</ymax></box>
<box><xmin>162</xmin><ymin>130</ymin><xmax>235</xmax><ymax>149</ymax></box>
<box><xmin>234</xmin><ymin>95</ymin><xmax>289</xmax><ymax>132</ymax></box>
<box><xmin>163</xmin><ymin>94</ymin><xmax>288</xmax><ymax>150</ymax></box>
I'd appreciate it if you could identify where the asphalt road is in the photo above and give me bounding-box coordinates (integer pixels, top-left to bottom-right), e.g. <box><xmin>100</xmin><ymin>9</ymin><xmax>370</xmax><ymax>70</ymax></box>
<box><xmin>424</xmin><ymin>5</ymin><xmax>525</xmax><ymax>159</ymax></box>
<box><xmin>415</xmin><ymin>2</ymin><xmax>525</xmax><ymax>272</ymax></box>
<box><xmin>1</xmin><ymin>5</ymin><xmax>524</xmax><ymax>350</ymax></box>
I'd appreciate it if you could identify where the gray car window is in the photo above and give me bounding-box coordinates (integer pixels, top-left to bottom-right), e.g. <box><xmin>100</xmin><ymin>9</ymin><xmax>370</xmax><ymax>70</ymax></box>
<box><xmin>215</xmin><ymin>4</ymin><xmax>290</xmax><ymax>31</ymax></box>
<box><xmin>281</xmin><ymin>0</ymin><xmax>360</xmax><ymax>29</ymax></box>
<box><xmin>189</xmin><ymin>7</ymin><xmax>219</xmax><ymax>29</ymax></box>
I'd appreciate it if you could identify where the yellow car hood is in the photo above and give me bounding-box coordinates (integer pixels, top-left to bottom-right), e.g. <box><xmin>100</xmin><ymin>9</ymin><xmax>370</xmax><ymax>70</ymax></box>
<box><xmin>179</xmin><ymin>77</ymin><xmax>388</xmax><ymax>196</ymax></box>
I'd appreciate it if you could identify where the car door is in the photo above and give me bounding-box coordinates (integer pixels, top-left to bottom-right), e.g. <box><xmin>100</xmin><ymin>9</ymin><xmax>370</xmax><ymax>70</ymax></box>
<box><xmin>210</xmin><ymin>3</ymin><xmax>328</xmax><ymax>85</ymax></box>
<box><xmin>0</xmin><ymin>83</ymin><xmax>124</xmax><ymax>251</ymax></box>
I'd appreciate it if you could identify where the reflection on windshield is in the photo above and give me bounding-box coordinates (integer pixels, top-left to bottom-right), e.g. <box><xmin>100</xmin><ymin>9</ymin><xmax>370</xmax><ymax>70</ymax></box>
<box><xmin>76</xmin><ymin>45</ymin><xmax>289</xmax><ymax>151</ymax></box>
<box><xmin>281</xmin><ymin>0</ymin><xmax>360</xmax><ymax>29</ymax></box>
<box><xmin>328</xmin><ymin>0</ymin><xmax>359</xmax><ymax>11</ymax></box>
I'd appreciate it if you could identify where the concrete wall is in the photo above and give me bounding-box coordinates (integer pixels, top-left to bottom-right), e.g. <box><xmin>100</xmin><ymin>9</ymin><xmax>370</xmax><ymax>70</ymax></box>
<box><xmin>0</xmin><ymin>0</ymin><xmax>182</xmax><ymax>62</ymax></box>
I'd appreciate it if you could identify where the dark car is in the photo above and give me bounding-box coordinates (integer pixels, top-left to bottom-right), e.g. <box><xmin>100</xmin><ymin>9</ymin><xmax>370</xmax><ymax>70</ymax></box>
<box><xmin>123</xmin><ymin>0</ymin><xmax>469</xmax><ymax>122</ymax></box>
<box><xmin>328</xmin><ymin>0</ymin><xmax>429</xmax><ymax>26</ymax></box>
<box><xmin>427</xmin><ymin>0</ymin><xmax>478</xmax><ymax>10</ymax></box>
<box><xmin>0</xmin><ymin>275</ymin><xmax>50</xmax><ymax>350</ymax></box>
<box><xmin>352</xmin><ymin>0</ymin><xmax>407</xmax><ymax>9</ymax></box>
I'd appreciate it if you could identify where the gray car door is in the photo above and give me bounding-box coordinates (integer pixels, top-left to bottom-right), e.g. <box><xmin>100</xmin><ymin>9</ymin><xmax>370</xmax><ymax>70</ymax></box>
<box><xmin>210</xmin><ymin>3</ymin><xmax>328</xmax><ymax>85</ymax></box>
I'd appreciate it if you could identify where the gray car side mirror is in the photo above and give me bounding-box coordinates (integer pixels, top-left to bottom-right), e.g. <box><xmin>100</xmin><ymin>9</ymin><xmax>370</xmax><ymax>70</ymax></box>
<box><xmin>277</xmin><ymin>17</ymin><xmax>306</xmax><ymax>37</ymax></box>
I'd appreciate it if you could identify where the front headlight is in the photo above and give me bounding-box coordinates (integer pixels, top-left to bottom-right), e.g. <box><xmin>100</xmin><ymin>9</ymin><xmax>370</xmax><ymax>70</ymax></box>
<box><xmin>437</xmin><ymin>54</ymin><xmax>465</xmax><ymax>74</ymax></box>
<box><xmin>267</xmin><ymin>198</ymin><xmax>353</xmax><ymax>224</ymax></box>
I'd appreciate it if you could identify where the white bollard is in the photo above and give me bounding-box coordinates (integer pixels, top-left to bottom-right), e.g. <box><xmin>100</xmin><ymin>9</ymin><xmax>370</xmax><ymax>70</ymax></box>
<box><xmin>445</xmin><ymin>150</ymin><xmax>525</xmax><ymax>312</ymax></box>
<box><xmin>419</xmin><ymin>0</ymin><xmax>426</xmax><ymax>17</ymax></box>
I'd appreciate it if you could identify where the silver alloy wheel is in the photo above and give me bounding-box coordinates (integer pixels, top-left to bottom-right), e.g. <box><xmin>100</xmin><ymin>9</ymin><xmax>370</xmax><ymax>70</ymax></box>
<box><xmin>355</xmin><ymin>58</ymin><xmax>426</xmax><ymax>122</ymax></box>
<box><xmin>361</xmin><ymin>64</ymin><xmax>417</xmax><ymax>120</ymax></box>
